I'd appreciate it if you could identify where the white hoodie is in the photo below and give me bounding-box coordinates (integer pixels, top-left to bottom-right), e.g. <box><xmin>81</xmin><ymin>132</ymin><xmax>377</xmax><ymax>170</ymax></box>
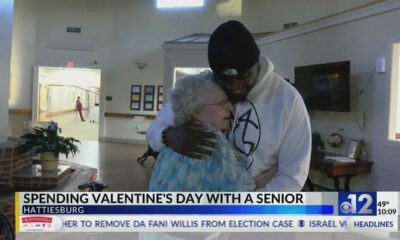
<box><xmin>146</xmin><ymin>55</ymin><xmax>311</xmax><ymax>191</ymax></box>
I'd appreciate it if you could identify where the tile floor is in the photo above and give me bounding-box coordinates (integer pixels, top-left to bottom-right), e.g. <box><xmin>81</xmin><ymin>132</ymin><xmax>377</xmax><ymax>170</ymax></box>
<box><xmin>68</xmin><ymin>140</ymin><xmax>153</xmax><ymax>191</ymax></box>
<box><xmin>54</xmin><ymin>119</ymin><xmax>153</xmax><ymax>191</ymax></box>
<box><xmin>59</xmin><ymin>121</ymin><xmax>99</xmax><ymax>141</ymax></box>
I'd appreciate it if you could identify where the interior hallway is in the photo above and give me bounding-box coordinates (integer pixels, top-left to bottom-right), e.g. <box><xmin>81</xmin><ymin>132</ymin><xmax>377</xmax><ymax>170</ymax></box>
<box><xmin>59</xmin><ymin>121</ymin><xmax>98</xmax><ymax>141</ymax></box>
<box><xmin>67</xmin><ymin>141</ymin><xmax>153</xmax><ymax>191</ymax></box>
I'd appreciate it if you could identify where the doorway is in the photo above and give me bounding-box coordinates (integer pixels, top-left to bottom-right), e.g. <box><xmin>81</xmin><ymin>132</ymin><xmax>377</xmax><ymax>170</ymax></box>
<box><xmin>32</xmin><ymin>66</ymin><xmax>103</xmax><ymax>141</ymax></box>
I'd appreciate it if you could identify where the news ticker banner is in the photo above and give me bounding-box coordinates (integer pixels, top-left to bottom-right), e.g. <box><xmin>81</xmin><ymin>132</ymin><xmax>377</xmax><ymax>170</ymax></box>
<box><xmin>15</xmin><ymin>192</ymin><xmax>399</xmax><ymax>232</ymax></box>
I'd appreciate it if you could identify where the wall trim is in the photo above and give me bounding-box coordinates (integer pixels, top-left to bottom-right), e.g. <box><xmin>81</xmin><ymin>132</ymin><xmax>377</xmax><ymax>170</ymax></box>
<box><xmin>163</xmin><ymin>43</ymin><xmax>207</xmax><ymax>50</ymax></box>
<box><xmin>99</xmin><ymin>137</ymin><xmax>147</xmax><ymax>145</ymax></box>
<box><xmin>259</xmin><ymin>0</ymin><xmax>400</xmax><ymax>45</ymax></box>
<box><xmin>46</xmin><ymin>109</ymin><xmax>78</xmax><ymax>117</ymax></box>
<box><xmin>9</xmin><ymin>109</ymin><xmax>32</xmax><ymax>115</ymax></box>
<box><xmin>47</xmin><ymin>43</ymin><xmax>94</xmax><ymax>51</ymax></box>
<box><xmin>104</xmin><ymin>112</ymin><xmax>155</xmax><ymax>119</ymax></box>
<box><xmin>48</xmin><ymin>83</ymin><xmax>99</xmax><ymax>94</ymax></box>
<box><xmin>162</xmin><ymin>0</ymin><xmax>400</xmax><ymax>50</ymax></box>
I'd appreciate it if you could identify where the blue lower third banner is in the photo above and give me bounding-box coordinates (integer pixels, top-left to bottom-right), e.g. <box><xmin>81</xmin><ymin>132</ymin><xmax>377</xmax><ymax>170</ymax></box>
<box><xmin>16</xmin><ymin>192</ymin><xmax>399</xmax><ymax>232</ymax></box>
<box><xmin>22</xmin><ymin>205</ymin><xmax>334</xmax><ymax>215</ymax></box>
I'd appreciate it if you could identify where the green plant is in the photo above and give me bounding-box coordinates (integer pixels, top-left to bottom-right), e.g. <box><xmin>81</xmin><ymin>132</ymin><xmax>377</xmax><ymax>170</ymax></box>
<box><xmin>18</xmin><ymin>122</ymin><xmax>80</xmax><ymax>159</ymax></box>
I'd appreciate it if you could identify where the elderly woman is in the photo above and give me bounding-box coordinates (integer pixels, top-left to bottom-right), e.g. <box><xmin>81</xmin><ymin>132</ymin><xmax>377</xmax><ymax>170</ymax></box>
<box><xmin>149</xmin><ymin>71</ymin><xmax>255</xmax><ymax>191</ymax></box>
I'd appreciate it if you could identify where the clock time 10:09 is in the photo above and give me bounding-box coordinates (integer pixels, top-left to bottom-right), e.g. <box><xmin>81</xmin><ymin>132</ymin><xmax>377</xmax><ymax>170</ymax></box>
<box><xmin>377</xmin><ymin>208</ymin><xmax>397</xmax><ymax>215</ymax></box>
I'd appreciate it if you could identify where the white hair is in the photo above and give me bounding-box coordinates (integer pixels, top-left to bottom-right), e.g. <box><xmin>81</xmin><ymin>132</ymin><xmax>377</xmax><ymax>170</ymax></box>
<box><xmin>169</xmin><ymin>70</ymin><xmax>222</xmax><ymax>126</ymax></box>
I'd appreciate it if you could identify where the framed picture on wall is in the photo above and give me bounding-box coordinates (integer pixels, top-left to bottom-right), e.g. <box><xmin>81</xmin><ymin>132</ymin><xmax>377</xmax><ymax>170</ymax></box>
<box><xmin>130</xmin><ymin>85</ymin><xmax>142</xmax><ymax>110</ymax></box>
<box><xmin>346</xmin><ymin>139</ymin><xmax>362</xmax><ymax>160</ymax></box>
<box><xmin>145</xmin><ymin>95</ymin><xmax>153</xmax><ymax>101</ymax></box>
<box><xmin>157</xmin><ymin>85</ymin><xmax>163</xmax><ymax>111</ymax></box>
<box><xmin>143</xmin><ymin>85</ymin><xmax>155</xmax><ymax>111</ymax></box>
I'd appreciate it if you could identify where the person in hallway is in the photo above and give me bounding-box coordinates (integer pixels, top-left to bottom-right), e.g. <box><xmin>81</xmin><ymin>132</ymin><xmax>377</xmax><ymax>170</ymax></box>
<box><xmin>149</xmin><ymin>71</ymin><xmax>255</xmax><ymax>191</ymax></box>
<box><xmin>147</xmin><ymin>20</ymin><xmax>311</xmax><ymax>191</ymax></box>
<box><xmin>76</xmin><ymin>96</ymin><xmax>85</xmax><ymax>122</ymax></box>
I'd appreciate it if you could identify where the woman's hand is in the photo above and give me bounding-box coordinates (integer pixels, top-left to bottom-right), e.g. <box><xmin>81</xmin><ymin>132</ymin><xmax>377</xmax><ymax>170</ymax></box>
<box><xmin>164</xmin><ymin>122</ymin><xmax>218</xmax><ymax>159</ymax></box>
<box><xmin>254</xmin><ymin>165</ymin><xmax>278</xmax><ymax>189</ymax></box>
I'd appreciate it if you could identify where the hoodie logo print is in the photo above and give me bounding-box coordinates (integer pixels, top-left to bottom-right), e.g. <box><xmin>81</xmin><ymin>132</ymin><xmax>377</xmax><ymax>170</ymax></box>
<box><xmin>231</xmin><ymin>101</ymin><xmax>261</xmax><ymax>170</ymax></box>
<box><xmin>222</xmin><ymin>68</ymin><xmax>238</xmax><ymax>76</ymax></box>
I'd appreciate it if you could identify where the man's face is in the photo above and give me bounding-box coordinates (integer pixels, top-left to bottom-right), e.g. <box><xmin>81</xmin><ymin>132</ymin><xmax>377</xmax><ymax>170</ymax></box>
<box><xmin>213</xmin><ymin>63</ymin><xmax>260</xmax><ymax>103</ymax></box>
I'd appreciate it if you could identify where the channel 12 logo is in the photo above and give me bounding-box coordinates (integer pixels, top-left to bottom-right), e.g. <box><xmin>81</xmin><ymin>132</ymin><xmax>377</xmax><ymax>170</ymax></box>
<box><xmin>338</xmin><ymin>192</ymin><xmax>376</xmax><ymax>216</ymax></box>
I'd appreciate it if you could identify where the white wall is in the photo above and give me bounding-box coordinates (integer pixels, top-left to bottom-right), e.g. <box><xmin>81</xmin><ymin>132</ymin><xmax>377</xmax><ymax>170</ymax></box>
<box><xmin>247</xmin><ymin>0</ymin><xmax>373</xmax><ymax>32</ymax></box>
<box><xmin>45</xmin><ymin>68</ymin><xmax>101</xmax><ymax>88</ymax></box>
<box><xmin>258</xmin><ymin>7</ymin><xmax>400</xmax><ymax>191</ymax></box>
<box><xmin>46</xmin><ymin>85</ymin><xmax>89</xmax><ymax>125</ymax></box>
<box><xmin>10</xmin><ymin>0</ymin><xmax>36</xmax><ymax>109</ymax></box>
<box><xmin>0</xmin><ymin>0</ymin><xmax>14</xmax><ymax>143</ymax></box>
<box><xmin>44</xmin><ymin>86</ymin><xmax>102</xmax><ymax>129</ymax></box>
<box><xmin>8</xmin><ymin>0</ymin><xmax>37</xmax><ymax>137</ymax></box>
<box><xmin>9</xmin><ymin>0</ymin><xmax>374</xmax><ymax>141</ymax></box>
<box><xmin>162</xmin><ymin>3</ymin><xmax>400</xmax><ymax>191</ymax></box>
<box><xmin>47</xmin><ymin>85</ymin><xmax>89</xmax><ymax>111</ymax></box>
<box><xmin>103</xmin><ymin>116</ymin><xmax>150</xmax><ymax>143</ymax></box>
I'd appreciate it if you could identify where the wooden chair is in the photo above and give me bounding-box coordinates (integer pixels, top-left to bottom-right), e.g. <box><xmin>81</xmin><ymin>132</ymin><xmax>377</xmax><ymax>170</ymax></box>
<box><xmin>137</xmin><ymin>146</ymin><xmax>159</xmax><ymax>165</ymax></box>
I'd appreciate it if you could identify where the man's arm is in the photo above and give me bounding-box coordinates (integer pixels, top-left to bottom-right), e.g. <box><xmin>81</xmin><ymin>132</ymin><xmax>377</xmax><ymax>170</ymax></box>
<box><xmin>253</xmin><ymin>165</ymin><xmax>277</xmax><ymax>189</ymax></box>
<box><xmin>258</xmin><ymin>96</ymin><xmax>311</xmax><ymax>192</ymax></box>
<box><xmin>146</xmin><ymin>103</ymin><xmax>217</xmax><ymax>157</ymax></box>
<box><xmin>146</xmin><ymin>103</ymin><xmax>174</xmax><ymax>152</ymax></box>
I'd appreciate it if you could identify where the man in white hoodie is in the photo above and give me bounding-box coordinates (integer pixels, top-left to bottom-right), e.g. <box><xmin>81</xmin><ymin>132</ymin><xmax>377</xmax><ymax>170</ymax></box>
<box><xmin>146</xmin><ymin>20</ymin><xmax>311</xmax><ymax>191</ymax></box>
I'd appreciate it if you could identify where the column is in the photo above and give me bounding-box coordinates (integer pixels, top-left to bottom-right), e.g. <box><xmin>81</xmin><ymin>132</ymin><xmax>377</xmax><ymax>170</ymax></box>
<box><xmin>0</xmin><ymin>0</ymin><xmax>14</xmax><ymax>143</ymax></box>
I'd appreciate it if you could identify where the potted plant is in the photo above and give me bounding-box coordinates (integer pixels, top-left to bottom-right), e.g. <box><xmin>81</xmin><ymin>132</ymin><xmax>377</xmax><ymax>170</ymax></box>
<box><xmin>18</xmin><ymin>122</ymin><xmax>80</xmax><ymax>171</ymax></box>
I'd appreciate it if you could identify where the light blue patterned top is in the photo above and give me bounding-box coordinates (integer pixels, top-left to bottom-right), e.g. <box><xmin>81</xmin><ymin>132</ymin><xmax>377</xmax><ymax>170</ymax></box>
<box><xmin>149</xmin><ymin>127</ymin><xmax>255</xmax><ymax>192</ymax></box>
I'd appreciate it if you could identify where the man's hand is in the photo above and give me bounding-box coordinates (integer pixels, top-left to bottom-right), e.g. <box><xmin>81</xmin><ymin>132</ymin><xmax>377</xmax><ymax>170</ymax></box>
<box><xmin>164</xmin><ymin>122</ymin><xmax>218</xmax><ymax>159</ymax></box>
<box><xmin>254</xmin><ymin>165</ymin><xmax>278</xmax><ymax>189</ymax></box>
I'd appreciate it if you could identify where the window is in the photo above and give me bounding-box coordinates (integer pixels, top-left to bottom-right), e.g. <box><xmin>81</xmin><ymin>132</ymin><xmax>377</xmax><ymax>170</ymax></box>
<box><xmin>157</xmin><ymin>0</ymin><xmax>204</xmax><ymax>9</ymax></box>
<box><xmin>388</xmin><ymin>42</ymin><xmax>400</xmax><ymax>142</ymax></box>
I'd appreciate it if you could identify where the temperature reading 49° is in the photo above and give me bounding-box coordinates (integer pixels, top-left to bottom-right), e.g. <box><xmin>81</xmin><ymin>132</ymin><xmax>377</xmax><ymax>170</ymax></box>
<box><xmin>377</xmin><ymin>201</ymin><xmax>397</xmax><ymax>215</ymax></box>
<box><xmin>378</xmin><ymin>201</ymin><xmax>390</xmax><ymax>208</ymax></box>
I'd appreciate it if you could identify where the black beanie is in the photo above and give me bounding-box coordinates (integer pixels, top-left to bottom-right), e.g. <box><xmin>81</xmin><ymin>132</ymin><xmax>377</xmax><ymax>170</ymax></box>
<box><xmin>208</xmin><ymin>20</ymin><xmax>260</xmax><ymax>77</ymax></box>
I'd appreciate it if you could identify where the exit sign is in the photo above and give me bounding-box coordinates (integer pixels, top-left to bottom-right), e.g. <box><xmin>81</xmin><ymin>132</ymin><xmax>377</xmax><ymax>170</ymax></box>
<box><xmin>66</xmin><ymin>60</ymin><xmax>75</xmax><ymax>68</ymax></box>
